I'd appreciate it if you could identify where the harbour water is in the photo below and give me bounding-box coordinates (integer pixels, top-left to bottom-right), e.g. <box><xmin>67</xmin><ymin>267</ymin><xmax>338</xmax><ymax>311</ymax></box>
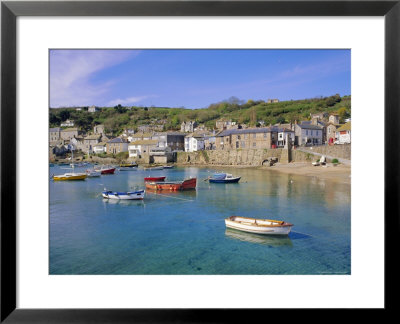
<box><xmin>49</xmin><ymin>165</ymin><xmax>351</xmax><ymax>275</ymax></box>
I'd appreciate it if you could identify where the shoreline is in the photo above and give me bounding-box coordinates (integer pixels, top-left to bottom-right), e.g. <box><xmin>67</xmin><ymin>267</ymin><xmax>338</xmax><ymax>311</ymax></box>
<box><xmin>176</xmin><ymin>162</ymin><xmax>351</xmax><ymax>185</ymax></box>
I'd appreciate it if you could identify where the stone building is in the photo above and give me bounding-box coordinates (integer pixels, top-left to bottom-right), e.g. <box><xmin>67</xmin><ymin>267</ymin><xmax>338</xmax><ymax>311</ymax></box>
<box><xmin>215</xmin><ymin>119</ymin><xmax>237</xmax><ymax>131</ymax></box>
<box><xmin>180</xmin><ymin>120</ymin><xmax>198</xmax><ymax>133</ymax></box>
<box><xmin>49</xmin><ymin>127</ymin><xmax>61</xmax><ymax>144</ymax></box>
<box><xmin>106</xmin><ymin>137</ymin><xmax>129</xmax><ymax>154</ymax></box>
<box><xmin>215</xmin><ymin>127</ymin><xmax>279</xmax><ymax>150</ymax></box>
<box><xmin>60</xmin><ymin>128</ymin><xmax>79</xmax><ymax>141</ymax></box>
<box><xmin>94</xmin><ymin>124</ymin><xmax>105</xmax><ymax>135</ymax></box>
<box><xmin>293</xmin><ymin>122</ymin><xmax>323</xmax><ymax>146</ymax></box>
<box><xmin>329</xmin><ymin>114</ymin><xmax>340</xmax><ymax>125</ymax></box>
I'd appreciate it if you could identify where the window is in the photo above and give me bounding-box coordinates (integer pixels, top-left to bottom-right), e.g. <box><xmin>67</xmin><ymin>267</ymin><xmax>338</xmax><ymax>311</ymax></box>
<box><xmin>237</xmin><ymin>135</ymin><xmax>241</xmax><ymax>140</ymax></box>
<box><xmin>236</xmin><ymin>142</ymin><xmax>239</xmax><ymax>148</ymax></box>
<box><xmin>263</xmin><ymin>133</ymin><xmax>267</xmax><ymax>138</ymax></box>
<box><xmin>241</xmin><ymin>141</ymin><xmax>245</xmax><ymax>148</ymax></box>
<box><xmin>311</xmin><ymin>130</ymin><xmax>313</xmax><ymax>136</ymax></box>
<box><xmin>306</xmin><ymin>130</ymin><xmax>308</xmax><ymax>136</ymax></box>
<box><xmin>253</xmin><ymin>142</ymin><xmax>256</xmax><ymax>147</ymax></box>
<box><xmin>253</xmin><ymin>133</ymin><xmax>256</xmax><ymax>139</ymax></box>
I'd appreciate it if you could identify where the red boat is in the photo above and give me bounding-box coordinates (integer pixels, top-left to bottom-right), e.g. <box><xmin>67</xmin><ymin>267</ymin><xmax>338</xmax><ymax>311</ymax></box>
<box><xmin>144</xmin><ymin>176</ymin><xmax>166</xmax><ymax>182</ymax></box>
<box><xmin>145</xmin><ymin>178</ymin><xmax>197</xmax><ymax>191</ymax></box>
<box><xmin>95</xmin><ymin>167</ymin><xmax>116</xmax><ymax>174</ymax></box>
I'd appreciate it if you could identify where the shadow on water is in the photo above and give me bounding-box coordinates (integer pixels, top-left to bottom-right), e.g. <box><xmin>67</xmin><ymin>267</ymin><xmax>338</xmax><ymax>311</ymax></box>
<box><xmin>225</xmin><ymin>228</ymin><xmax>293</xmax><ymax>247</ymax></box>
<box><xmin>289</xmin><ymin>231</ymin><xmax>313</xmax><ymax>240</ymax></box>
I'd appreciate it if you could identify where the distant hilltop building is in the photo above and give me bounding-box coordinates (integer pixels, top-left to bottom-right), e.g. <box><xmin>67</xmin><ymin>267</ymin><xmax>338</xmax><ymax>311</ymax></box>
<box><xmin>60</xmin><ymin>119</ymin><xmax>74</xmax><ymax>127</ymax></box>
<box><xmin>88</xmin><ymin>105</ymin><xmax>100</xmax><ymax>113</ymax></box>
<box><xmin>267</xmin><ymin>99</ymin><xmax>279</xmax><ymax>104</ymax></box>
<box><xmin>180</xmin><ymin>120</ymin><xmax>197</xmax><ymax>133</ymax></box>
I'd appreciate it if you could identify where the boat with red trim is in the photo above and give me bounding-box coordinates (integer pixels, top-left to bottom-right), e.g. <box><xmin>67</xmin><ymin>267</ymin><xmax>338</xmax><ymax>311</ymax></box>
<box><xmin>145</xmin><ymin>178</ymin><xmax>196</xmax><ymax>191</ymax></box>
<box><xmin>144</xmin><ymin>176</ymin><xmax>166</xmax><ymax>182</ymax></box>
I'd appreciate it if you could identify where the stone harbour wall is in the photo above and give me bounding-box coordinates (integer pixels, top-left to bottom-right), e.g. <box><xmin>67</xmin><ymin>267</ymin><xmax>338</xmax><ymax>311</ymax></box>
<box><xmin>303</xmin><ymin>144</ymin><xmax>351</xmax><ymax>160</ymax></box>
<box><xmin>177</xmin><ymin>148</ymin><xmax>317</xmax><ymax>166</ymax></box>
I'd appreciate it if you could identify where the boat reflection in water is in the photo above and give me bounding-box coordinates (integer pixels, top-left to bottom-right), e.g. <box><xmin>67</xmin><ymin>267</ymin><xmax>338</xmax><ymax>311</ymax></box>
<box><xmin>225</xmin><ymin>228</ymin><xmax>293</xmax><ymax>247</ymax></box>
<box><xmin>102</xmin><ymin>198</ymin><xmax>145</xmax><ymax>206</ymax></box>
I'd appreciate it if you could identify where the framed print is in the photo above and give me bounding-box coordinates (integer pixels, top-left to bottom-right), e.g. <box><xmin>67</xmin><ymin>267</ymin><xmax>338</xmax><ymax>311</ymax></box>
<box><xmin>1</xmin><ymin>0</ymin><xmax>398</xmax><ymax>322</ymax></box>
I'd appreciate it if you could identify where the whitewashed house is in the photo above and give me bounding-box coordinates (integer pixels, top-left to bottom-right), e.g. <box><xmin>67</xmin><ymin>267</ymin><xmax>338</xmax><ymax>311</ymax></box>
<box><xmin>335</xmin><ymin>121</ymin><xmax>351</xmax><ymax>144</ymax></box>
<box><xmin>93</xmin><ymin>142</ymin><xmax>107</xmax><ymax>154</ymax></box>
<box><xmin>88</xmin><ymin>105</ymin><xmax>100</xmax><ymax>113</ymax></box>
<box><xmin>60</xmin><ymin>119</ymin><xmax>75</xmax><ymax>127</ymax></box>
<box><xmin>184</xmin><ymin>133</ymin><xmax>206</xmax><ymax>152</ymax></box>
<box><xmin>277</xmin><ymin>128</ymin><xmax>295</xmax><ymax>148</ymax></box>
<box><xmin>128</xmin><ymin>140</ymin><xmax>158</xmax><ymax>158</ymax></box>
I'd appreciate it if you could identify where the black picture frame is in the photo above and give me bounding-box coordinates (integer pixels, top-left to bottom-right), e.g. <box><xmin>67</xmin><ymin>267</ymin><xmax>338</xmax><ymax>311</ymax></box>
<box><xmin>1</xmin><ymin>0</ymin><xmax>398</xmax><ymax>322</ymax></box>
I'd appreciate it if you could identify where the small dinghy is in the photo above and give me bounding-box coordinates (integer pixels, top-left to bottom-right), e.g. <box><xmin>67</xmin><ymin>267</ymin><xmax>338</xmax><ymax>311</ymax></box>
<box><xmin>145</xmin><ymin>178</ymin><xmax>197</xmax><ymax>191</ymax></box>
<box><xmin>143</xmin><ymin>166</ymin><xmax>164</xmax><ymax>171</ymax></box>
<box><xmin>209</xmin><ymin>173</ymin><xmax>241</xmax><ymax>183</ymax></box>
<box><xmin>102</xmin><ymin>189</ymin><xmax>145</xmax><ymax>200</ymax></box>
<box><xmin>225</xmin><ymin>216</ymin><xmax>293</xmax><ymax>235</ymax></box>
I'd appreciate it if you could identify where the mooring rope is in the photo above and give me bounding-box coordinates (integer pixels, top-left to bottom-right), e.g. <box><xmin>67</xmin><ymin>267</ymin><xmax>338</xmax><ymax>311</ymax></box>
<box><xmin>146</xmin><ymin>191</ymin><xmax>194</xmax><ymax>202</ymax></box>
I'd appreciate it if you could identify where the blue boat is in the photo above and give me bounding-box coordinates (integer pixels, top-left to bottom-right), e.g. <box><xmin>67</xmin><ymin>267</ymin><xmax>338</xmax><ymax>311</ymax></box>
<box><xmin>208</xmin><ymin>173</ymin><xmax>241</xmax><ymax>183</ymax></box>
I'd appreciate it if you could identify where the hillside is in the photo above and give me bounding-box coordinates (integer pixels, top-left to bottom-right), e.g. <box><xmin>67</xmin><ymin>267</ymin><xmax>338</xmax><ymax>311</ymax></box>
<box><xmin>49</xmin><ymin>94</ymin><xmax>351</xmax><ymax>134</ymax></box>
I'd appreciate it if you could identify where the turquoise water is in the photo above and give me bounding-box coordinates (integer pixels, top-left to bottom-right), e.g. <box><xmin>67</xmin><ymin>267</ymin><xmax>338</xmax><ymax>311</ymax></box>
<box><xmin>49</xmin><ymin>165</ymin><xmax>351</xmax><ymax>275</ymax></box>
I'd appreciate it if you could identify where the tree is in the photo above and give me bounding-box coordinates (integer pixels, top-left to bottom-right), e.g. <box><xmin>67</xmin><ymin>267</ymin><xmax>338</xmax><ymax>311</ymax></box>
<box><xmin>114</xmin><ymin>104</ymin><xmax>127</xmax><ymax>114</ymax></box>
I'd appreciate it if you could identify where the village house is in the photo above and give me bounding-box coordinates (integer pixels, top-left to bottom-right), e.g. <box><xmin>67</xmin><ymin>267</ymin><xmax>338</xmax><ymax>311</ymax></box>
<box><xmin>82</xmin><ymin>134</ymin><xmax>102</xmax><ymax>153</ymax></box>
<box><xmin>152</xmin><ymin>132</ymin><xmax>185</xmax><ymax>151</ymax></box>
<box><xmin>267</xmin><ymin>99</ymin><xmax>279</xmax><ymax>104</ymax></box>
<box><xmin>204</xmin><ymin>135</ymin><xmax>216</xmax><ymax>150</ymax></box>
<box><xmin>329</xmin><ymin>114</ymin><xmax>340</xmax><ymax>125</ymax></box>
<box><xmin>326</xmin><ymin>122</ymin><xmax>341</xmax><ymax>144</ymax></box>
<box><xmin>88</xmin><ymin>105</ymin><xmax>100</xmax><ymax>113</ymax></box>
<box><xmin>277</xmin><ymin>128</ymin><xmax>295</xmax><ymax>148</ymax></box>
<box><xmin>184</xmin><ymin>132</ymin><xmax>210</xmax><ymax>152</ymax></box>
<box><xmin>106</xmin><ymin>137</ymin><xmax>129</xmax><ymax>154</ymax></box>
<box><xmin>310</xmin><ymin>112</ymin><xmax>329</xmax><ymax>121</ymax></box>
<box><xmin>335</xmin><ymin>121</ymin><xmax>351</xmax><ymax>144</ymax></box>
<box><xmin>60</xmin><ymin>128</ymin><xmax>80</xmax><ymax>141</ymax></box>
<box><xmin>128</xmin><ymin>140</ymin><xmax>158</xmax><ymax>158</ymax></box>
<box><xmin>94</xmin><ymin>124</ymin><xmax>105</xmax><ymax>135</ymax></box>
<box><xmin>60</xmin><ymin>119</ymin><xmax>75</xmax><ymax>127</ymax></box>
<box><xmin>131</xmin><ymin>132</ymin><xmax>153</xmax><ymax>143</ymax></box>
<box><xmin>293</xmin><ymin>122</ymin><xmax>323</xmax><ymax>146</ymax></box>
<box><xmin>180</xmin><ymin>121</ymin><xmax>198</xmax><ymax>133</ymax></box>
<box><xmin>70</xmin><ymin>136</ymin><xmax>85</xmax><ymax>151</ymax></box>
<box><xmin>215</xmin><ymin>127</ymin><xmax>279</xmax><ymax>150</ymax></box>
<box><xmin>50</xmin><ymin>143</ymin><xmax>69</xmax><ymax>156</ymax></box>
<box><xmin>49</xmin><ymin>127</ymin><xmax>61</xmax><ymax>144</ymax></box>
<box><xmin>93</xmin><ymin>142</ymin><xmax>107</xmax><ymax>154</ymax></box>
<box><xmin>215</xmin><ymin>119</ymin><xmax>237</xmax><ymax>131</ymax></box>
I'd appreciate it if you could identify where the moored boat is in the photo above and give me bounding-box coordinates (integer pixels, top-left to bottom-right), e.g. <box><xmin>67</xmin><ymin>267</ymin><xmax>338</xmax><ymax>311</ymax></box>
<box><xmin>143</xmin><ymin>166</ymin><xmax>163</xmax><ymax>171</ymax></box>
<box><xmin>145</xmin><ymin>178</ymin><xmax>197</xmax><ymax>191</ymax></box>
<box><xmin>86</xmin><ymin>169</ymin><xmax>101</xmax><ymax>177</ymax></box>
<box><xmin>225</xmin><ymin>216</ymin><xmax>293</xmax><ymax>235</ymax></box>
<box><xmin>144</xmin><ymin>176</ymin><xmax>166</xmax><ymax>182</ymax></box>
<box><xmin>95</xmin><ymin>166</ymin><xmax>116</xmax><ymax>174</ymax></box>
<box><xmin>163</xmin><ymin>165</ymin><xmax>174</xmax><ymax>169</ymax></box>
<box><xmin>53</xmin><ymin>172</ymin><xmax>87</xmax><ymax>181</ymax></box>
<box><xmin>102</xmin><ymin>189</ymin><xmax>145</xmax><ymax>200</ymax></box>
<box><xmin>209</xmin><ymin>173</ymin><xmax>241</xmax><ymax>183</ymax></box>
<box><xmin>119</xmin><ymin>162</ymin><xmax>138</xmax><ymax>171</ymax></box>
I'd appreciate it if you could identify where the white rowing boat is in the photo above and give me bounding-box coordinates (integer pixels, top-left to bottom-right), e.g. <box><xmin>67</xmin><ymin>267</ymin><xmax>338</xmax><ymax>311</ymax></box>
<box><xmin>225</xmin><ymin>216</ymin><xmax>293</xmax><ymax>235</ymax></box>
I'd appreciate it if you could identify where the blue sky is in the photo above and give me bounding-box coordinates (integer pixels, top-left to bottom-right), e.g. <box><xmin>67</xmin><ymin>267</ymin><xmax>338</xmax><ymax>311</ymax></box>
<box><xmin>50</xmin><ymin>49</ymin><xmax>350</xmax><ymax>109</ymax></box>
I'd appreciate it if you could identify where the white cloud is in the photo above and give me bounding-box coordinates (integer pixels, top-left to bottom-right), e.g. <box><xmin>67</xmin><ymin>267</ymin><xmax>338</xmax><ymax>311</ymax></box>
<box><xmin>50</xmin><ymin>50</ymin><xmax>140</xmax><ymax>107</ymax></box>
<box><xmin>107</xmin><ymin>95</ymin><xmax>156</xmax><ymax>107</ymax></box>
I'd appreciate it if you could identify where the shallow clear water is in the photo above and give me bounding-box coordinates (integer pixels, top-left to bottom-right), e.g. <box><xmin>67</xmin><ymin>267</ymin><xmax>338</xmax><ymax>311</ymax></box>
<box><xmin>49</xmin><ymin>165</ymin><xmax>351</xmax><ymax>275</ymax></box>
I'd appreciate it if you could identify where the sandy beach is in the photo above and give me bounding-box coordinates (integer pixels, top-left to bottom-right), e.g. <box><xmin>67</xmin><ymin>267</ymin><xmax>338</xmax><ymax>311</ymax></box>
<box><xmin>263</xmin><ymin>162</ymin><xmax>351</xmax><ymax>184</ymax></box>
